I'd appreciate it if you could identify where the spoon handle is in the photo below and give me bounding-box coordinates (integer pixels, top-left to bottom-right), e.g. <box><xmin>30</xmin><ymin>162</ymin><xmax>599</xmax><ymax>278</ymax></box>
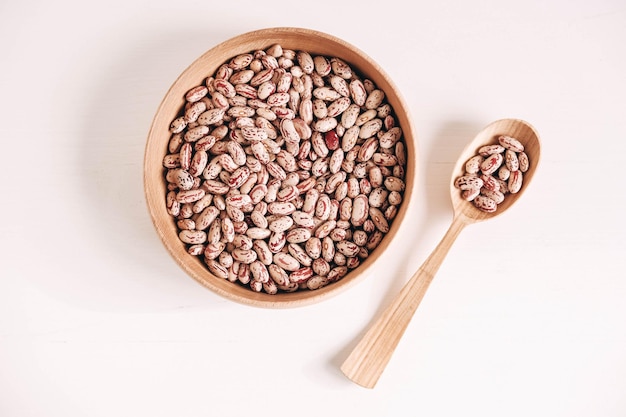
<box><xmin>340</xmin><ymin>216</ymin><xmax>467</xmax><ymax>388</ymax></box>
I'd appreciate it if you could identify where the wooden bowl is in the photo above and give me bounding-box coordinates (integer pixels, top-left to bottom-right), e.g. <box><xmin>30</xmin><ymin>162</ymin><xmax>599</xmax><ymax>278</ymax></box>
<box><xmin>144</xmin><ymin>27</ymin><xmax>417</xmax><ymax>308</ymax></box>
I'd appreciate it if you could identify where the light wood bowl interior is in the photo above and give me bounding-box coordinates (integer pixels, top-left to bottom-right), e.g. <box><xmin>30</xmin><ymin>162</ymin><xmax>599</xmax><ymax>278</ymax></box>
<box><xmin>144</xmin><ymin>27</ymin><xmax>417</xmax><ymax>308</ymax></box>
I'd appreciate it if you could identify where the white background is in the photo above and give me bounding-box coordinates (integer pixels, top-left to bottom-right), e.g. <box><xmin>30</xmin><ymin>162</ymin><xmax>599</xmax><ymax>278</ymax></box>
<box><xmin>1</xmin><ymin>0</ymin><xmax>625</xmax><ymax>416</ymax></box>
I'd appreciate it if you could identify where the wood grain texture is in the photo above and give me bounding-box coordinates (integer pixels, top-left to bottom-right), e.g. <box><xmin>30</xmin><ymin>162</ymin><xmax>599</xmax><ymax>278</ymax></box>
<box><xmin>341</xmin><ymin>119</ymin><xmax>541</xmax><ymax>388</ymax></box>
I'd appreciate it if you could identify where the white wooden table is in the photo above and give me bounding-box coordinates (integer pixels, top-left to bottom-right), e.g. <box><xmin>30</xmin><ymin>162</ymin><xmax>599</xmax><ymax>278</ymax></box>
<box><xmin>1</xmin><ymin>1</ymin><xmax>624</xmax><ymax>416</ymax></box>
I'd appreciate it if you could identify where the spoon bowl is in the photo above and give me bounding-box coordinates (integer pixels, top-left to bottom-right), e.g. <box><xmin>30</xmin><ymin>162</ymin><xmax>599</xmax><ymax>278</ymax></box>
<box><xmin>340</xmin><ymin>118</ymin><xmax>541</xmax><ymax>388</ymax></box>
<box><xmin>451</xmin><ymin>118</ymin><xmax>541</xmax><ymax>224</ymax></box>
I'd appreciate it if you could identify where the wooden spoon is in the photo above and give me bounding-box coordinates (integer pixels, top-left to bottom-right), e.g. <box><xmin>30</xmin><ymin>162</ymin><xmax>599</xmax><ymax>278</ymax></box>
<box><xmin>340</xmin><ymin>118</ymin><xmax>541</xmax><ymax>388</ymax></box>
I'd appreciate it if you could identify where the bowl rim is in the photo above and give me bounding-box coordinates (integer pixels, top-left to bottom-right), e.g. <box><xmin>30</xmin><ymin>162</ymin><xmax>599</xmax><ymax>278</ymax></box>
<box><xmin>143</xmin><ymin>26</ymin><xmax>419</xmax><ymax>308</ymax></box>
